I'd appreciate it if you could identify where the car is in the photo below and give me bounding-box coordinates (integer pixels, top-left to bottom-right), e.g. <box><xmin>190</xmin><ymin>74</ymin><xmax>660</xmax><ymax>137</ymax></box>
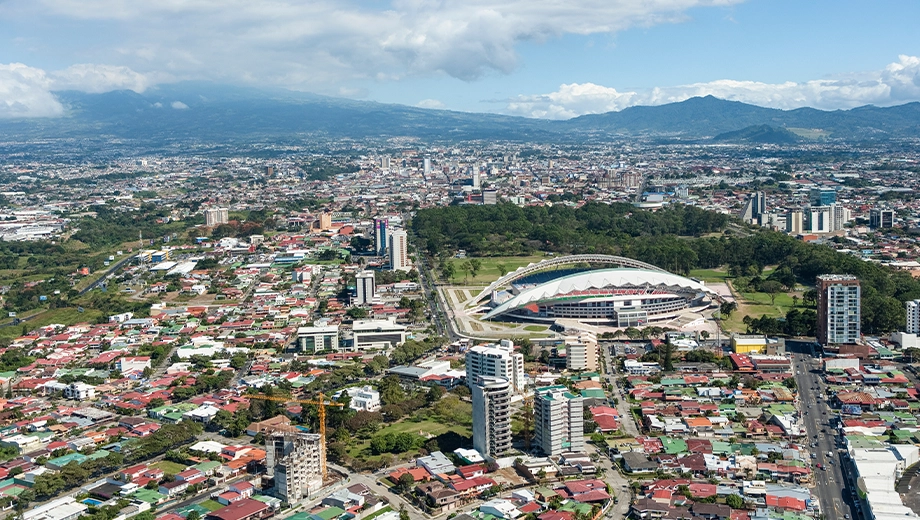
<box><xmin>845</xmin><ymin>515</ymin><xmax>850</xmax><ymax>519</ymax></box>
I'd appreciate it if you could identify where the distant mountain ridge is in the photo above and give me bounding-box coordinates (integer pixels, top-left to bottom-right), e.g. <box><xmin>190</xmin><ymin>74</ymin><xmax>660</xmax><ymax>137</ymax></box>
<box><xmin>1</xmin><ymin>84</ymin><xmax>920</xmax><ymax>145</ymax></box>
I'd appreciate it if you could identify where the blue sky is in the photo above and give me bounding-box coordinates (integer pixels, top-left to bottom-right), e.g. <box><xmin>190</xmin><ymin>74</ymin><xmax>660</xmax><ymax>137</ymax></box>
<box><xmin>0</xmin><ymin>0</ymin><xmax>919</xmax><ymax>118</ymax></box>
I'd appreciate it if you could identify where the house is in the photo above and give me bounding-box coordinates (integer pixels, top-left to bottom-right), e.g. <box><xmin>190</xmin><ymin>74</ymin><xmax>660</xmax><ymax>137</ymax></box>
<box><xmin>205</xmin><ymin>499</ymin><xmax>272</xmax><ymax>520</ymax></box>
<box><xmin>415</xmin><ymin>482</ymin><xmax>461</xmax><ymax>509</ymax></box>
<box><xmin>480</xmin><ymin>499</ymin><xmax>522</xmax><ymax>519</ymax></box>
<box><xmin>117</xmin><ymin>357</ymin><xmax>152</xmax><ymax>374</ymax></box>
<box><xmin>322</xmin><ymin>488</ymin><xmax>365</xmax><ymax>509</ymax></box>
<box><xmin>416</xmin><ymin>451</ymin><xmax>455</xmax><ymax>476</ymax></box>
<box><xmin>622</xmin><ymin>452</ymin><xmax>658</xmax><ymax>473</ymax></box>
<box><xmin>159</xmin><ymin>480</ymin><xmax>189</xmax><ymax>497</ymax></box>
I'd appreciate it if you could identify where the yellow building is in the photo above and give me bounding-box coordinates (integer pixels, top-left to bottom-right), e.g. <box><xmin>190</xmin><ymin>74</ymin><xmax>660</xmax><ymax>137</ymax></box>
<box><xmin>731</xmin><ymin>334</ymin><xmax>768</xmax><ymax>354</ymax></box>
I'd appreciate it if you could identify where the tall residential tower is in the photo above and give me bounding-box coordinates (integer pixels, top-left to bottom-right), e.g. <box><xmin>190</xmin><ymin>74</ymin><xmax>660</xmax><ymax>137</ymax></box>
<box><xmin>816</xmin><ymin>274</ymin><xmax>861</xmax><ymax>345</ymax></box>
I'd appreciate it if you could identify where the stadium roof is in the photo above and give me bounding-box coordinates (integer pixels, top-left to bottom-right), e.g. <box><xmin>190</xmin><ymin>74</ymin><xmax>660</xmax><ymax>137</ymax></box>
<box><xmin>483</xmin><ymin>268</ymin><xmax>717</xmax><ymax>320</ymax></box>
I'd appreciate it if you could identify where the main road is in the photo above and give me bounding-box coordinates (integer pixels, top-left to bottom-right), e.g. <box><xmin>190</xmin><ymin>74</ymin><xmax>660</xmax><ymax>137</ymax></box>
<box><xmin>789</xmin><ymin>343</ymin><xmax>854</xmax><ymax>520</ymax></box>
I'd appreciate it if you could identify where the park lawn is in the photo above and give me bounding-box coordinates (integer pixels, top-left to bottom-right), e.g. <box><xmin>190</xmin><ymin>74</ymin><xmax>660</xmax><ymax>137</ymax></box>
<box><xmin>445</xmin><ymin>255</ymin><xmax>547</xmax><ymax>284</ymax></box>
<box><xmin>722</xmin><ymin>280</ymin><xmax>806</xmax><ymax>332</ymax></box>
<box><xmin>345</xmin><ymin>418</ymin><xmax>472</xmax><ymax>461</ymax></box>
<box><xmin>524</xmin><ymin>325</ymin><xmax>548</xmax><ymax>332</ymax></box>
<box><xmin>199</xmin><ymin>500</ymin><xmax>224</xmax><ymax>512</ymax></box>
<box><xmin>688</xmin><ymin>268</ymin><xmax>730</xmax><ymax>283</ymax></box>
<box><xmin>0</xmin><ymin>307</ymin><xmax>104</xmax><ymax>339</ymax></box>
<box><xmin>152</xmin><ymin>460</ymin><xmax>188</xmax><ymax>474</ymax></box>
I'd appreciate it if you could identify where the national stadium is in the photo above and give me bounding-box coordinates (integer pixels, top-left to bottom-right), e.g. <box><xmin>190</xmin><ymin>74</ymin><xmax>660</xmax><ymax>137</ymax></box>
<box><xmin>472</xmin><ymin>255</ymin><xmax>719</xmax><ymax>327</ymax></box>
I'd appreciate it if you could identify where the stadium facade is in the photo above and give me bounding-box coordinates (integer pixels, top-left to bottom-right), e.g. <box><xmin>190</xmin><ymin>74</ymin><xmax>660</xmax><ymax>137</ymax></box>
<box><xmin>483</xmin><ymin>267</ymin><xmax>717</xmax><ymax>326</ymax></box>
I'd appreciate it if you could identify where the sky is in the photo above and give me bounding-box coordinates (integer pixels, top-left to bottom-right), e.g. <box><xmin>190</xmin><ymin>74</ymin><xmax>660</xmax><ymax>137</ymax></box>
<box><xmin>1</xmin><ymin>0</ymin><xmax>919</xmax><ymax>119</ymax></box>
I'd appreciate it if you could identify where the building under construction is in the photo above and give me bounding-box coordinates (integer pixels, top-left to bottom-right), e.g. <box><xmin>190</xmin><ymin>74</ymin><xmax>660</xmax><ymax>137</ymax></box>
<box><xmin>266</xmin><ymin>430</ymin><xmax>324</xmax><ymax>503</ymax></box>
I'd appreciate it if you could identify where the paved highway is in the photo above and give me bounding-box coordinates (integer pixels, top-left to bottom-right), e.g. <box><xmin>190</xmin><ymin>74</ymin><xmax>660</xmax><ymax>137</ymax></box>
<box><xmin>790</xmin><ymin>344</ymin><xmax>854</xmax><ymax>520</ymax></box>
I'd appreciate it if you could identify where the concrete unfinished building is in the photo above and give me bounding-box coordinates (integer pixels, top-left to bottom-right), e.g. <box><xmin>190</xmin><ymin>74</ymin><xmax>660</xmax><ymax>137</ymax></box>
<box><xmin>266</xmin><ymin>430</ymin><xmax>324</xmax><ymax>503</ymax></box>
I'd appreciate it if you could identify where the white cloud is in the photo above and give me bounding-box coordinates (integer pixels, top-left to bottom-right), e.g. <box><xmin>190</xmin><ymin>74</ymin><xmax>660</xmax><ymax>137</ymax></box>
<box><xmin>416</xmin><ymin>99</ymin><xmax>445</xmax><ymax>109</ymax></box>
<box><xmin>170</xmin><ymin>101</ymin><xmax>189</xmax><ymax>109</ymax></box>
<box><xmin>0</xmin><ymin>61</ymin><xmax>153</xmax><ymax>118</ymax></box>
<box><xmin>50</xmin><ymin>64</ymin><xmax>152</xmax><ymax>93</ymax></box>
<box><xmin>0</xmin><ymin>63</ymin><xmax>63</xmax><ymax>118</ymax></box>
<box><xmin>506</xmin><ymin>55</ymin><xmax>920</xmax><ymax>118</ymax></box>
<box><xmin>7</xmin><ymin>0</ymin><xmax>743</xmax><ymax>88</ymax></box>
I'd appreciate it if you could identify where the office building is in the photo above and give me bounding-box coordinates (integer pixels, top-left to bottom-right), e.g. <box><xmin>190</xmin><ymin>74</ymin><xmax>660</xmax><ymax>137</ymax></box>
<box><xmin>351</xmin><ymin>318</ymin><xmax>408</xmax><ymax>351</ymax></box>
<box><xmin>266</xmin><ymin>430</ymin><xmax>323</xmax><ymax>502</ymax></box>
<box><xmin>388</xmin><ymin>229</ymin><xmax>409</xmax><ymax>272</ymax></box>
<box><xmin>907</xmin><ymin>300</ymin><xmax>920</xmax><ymax>335</ymax></box>
<box><xmin>204</xmin><ymin>208</ymin><xmax>229</xmax><ymax>227</ymax></box>
<box><xmin>566</xmin><ymin>342</ymin><xmax>597</xmax><ymax>371</ymax></box>
<box><xmin>355</xmin><ymin>270</ymin><xmax>375</xmax><ymax>305</ymax></box>
<box><xmin>830</xmin><ymin>204</ymin><xmax>851</xmax><ymax>232</ymax></box>
<box><xmin>870</xmin><ymin>208</ymin><xmax>895</xmax><ymax>230</ymax></box>
<box><xmin>317</xmin><ymin>212</ymin><xmax>333</xmax><ymax>231</ymax></box>
<box><xmin>471</xmin><ymin>376</ymin><xmax>512</xmax><ymax>457</ymax></box>
<box><xmin>380</xmin><ymin>156</ymin><xmax>391</xmax><ymax>170</ymax></box>
<box><xmin>466</xmin><ymin>340</ymin><xmax>525</xmax><ymax>393</ymax></box>
<box><xmin>740</xmin><ymin>191</ymin><xmax>766</xmax><ymax>222</ymax></box>
<box><xmin>785</xmin><ymin>209</ymin><xmax>804</xmax><ymax>234</ymax></box>
<box><xmin>811</xmin><ymin>188</ymin><xmax>837</xmax><ymax>207</ymax></box>
<box><xmin>295</xmin><ymin>325</ymin><xmax>340</xmax><ymax>353</ymax></box>
<box><xmin>472</xmin><ymin>164</ymin><xmax>481</xmax><ymax>190</ymax></box>
<box><xmin>816</xmin><ymin>274</ymin><xmax>861</xmax><ymax>345</ymax></box>
<box><xmin>534</xmin><ymin>385</ymin><xmax>585</xmax><ymax>456</ymax></box>
<box><xmin>374</xmin><ymin>217</ymin><xmax>388</xmax><ymax>256</ymax></box>
<box><xmin>483</xmin><ymin>189</ymin><xmax>498</xmax><ymax>205</ymax></box>
<box><xmin>423</xmin><ymin>157</ymin><xmax>431</xmax><ymax>176</ymax></box>
<box><xmin>804</xmin><ymin>206</ymin><xmax>831</xmax><ymax>233</ymax></box>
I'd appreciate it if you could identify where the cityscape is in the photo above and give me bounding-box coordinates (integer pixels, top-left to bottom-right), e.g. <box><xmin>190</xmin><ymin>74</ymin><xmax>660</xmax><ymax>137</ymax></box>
<box><xmin>1</xmin><ymin>4</ymin><xmax>920</xmax><ymax>520</ymax></box>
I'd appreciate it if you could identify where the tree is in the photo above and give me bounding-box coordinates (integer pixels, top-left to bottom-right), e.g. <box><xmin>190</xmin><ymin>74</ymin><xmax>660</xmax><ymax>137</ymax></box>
<box><xmin>397</xmin><ymin>472</ymin><xmax>415</xmax><ymax>493</ymax></box>
<box><xmin>440</xmin><ymin>261</ymin><xmax>456</xmax><ymax>283</ymax></box>
<box><xmin>346</xmin><ymin>307</ymin><xmax>369</xmax><ymax>319</ymax></box>
<box><xmin>760</xmin><ymin>280</ymin><xmax>784</xmax><ymax>305</ymax></box>
<box><xmin>469</xmin><ymin>258</ymin><xmax>482</xmax><ymax>279</ymax></box>
<box><xmin>719</xmin><ymin>301</ymin><xmax>738</xmax><ymax>319</ymax></box>
<box><xmin>782</xmin><ymin>377</ymin><xmax>797</xmax><ymax>390</ymax></box>
<box><xmin>187</xmin><ymin>511</ymin><xmax>201</xmax><ymax>520</ymax></box>
<box><xmin>726</xmin><ymin>494</ymin><xmax>744</xmax><ymax>509</ymax></box>
<box><xmin>399</xmin><ymin>506</ymin><xmax>410</xmax><ymax>520</ymax></box>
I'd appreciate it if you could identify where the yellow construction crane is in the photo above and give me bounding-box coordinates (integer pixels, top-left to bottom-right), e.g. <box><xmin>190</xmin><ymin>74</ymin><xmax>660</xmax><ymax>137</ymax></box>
<box><xmin>248</xmin><ymin>392</ymin><xmax>344</xmax><ymax>480</ymax></box>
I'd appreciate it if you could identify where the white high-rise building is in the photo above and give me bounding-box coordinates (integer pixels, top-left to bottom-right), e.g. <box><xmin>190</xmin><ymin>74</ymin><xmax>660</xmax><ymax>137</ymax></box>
<box><xmin>907</xmin><ymin>300</ymin><xmax>920</xmax><ymax>335</ymax></box>
<box><xmin>471</xmin><ymin>376</ymin><xmax>512</xmax><ymax>457</ymax></box>
<box><xmin>204</xmin><ymin>207</ymin><xmax>229</xmax><ymax>227</ymax></box>
<box><xmin>534</xmin><ymin>385</ymin><xmax>585</xmax><ymax>456</ymax></box>
<box><xmin>423</xmin><ymin>157</ymin><xmax>431</xmax><ymax>176</ymax></box>
<box><xmin>472</xmin><ymin>163</ymin><xmax>481</xmax><ymax>190</ymax></box>
<box><xmin>389</xmin><ymin>229</ymin><xmax>410</xmax><ymax>272</ymax></box>
<box><xmin>466</xmin><ymin>340</ymin><xmax>525</xmax><ymax>393</ymax></box>
<box><xmin>355</xmin><ymin>270</ymin><xmax>375</xmax><ymax>305</ymax></box>
<box><xmin>816</xmin><ymin>274</ymin><xmax>861</xmax><ymax>345</ymax></box>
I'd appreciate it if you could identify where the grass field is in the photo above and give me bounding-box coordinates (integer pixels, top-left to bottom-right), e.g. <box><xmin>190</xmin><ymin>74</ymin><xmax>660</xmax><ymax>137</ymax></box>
<box><xmin>345</xmin><ymin>418</ymin><xmax>472</xmax><ymax>462</ymax></box>
<box><xmin>722</xmin><ymin>284</ymin><xmax>804</xmax><ymax>332</ymax></box>
<box><xmin>444</xmin><ymin>255</ymin><xmax>547</xmax><ymax>284</ymax></box>
<box><xmin>199</xmin><ymin>500</ymin><xmax>224</xmax><ymax>512</ymax></box>
<box><xmin>0</xmin><ymin>307</ymin><xmax>104</xmax><ymax>339</ymax></box>
<box><xmin>151</xmin><ymin>460</ymin><xmax>188</xmax><ymax>474</ymax></box>
<box><xmin>524</xmin><ymin>325</ymin><xmax>548</xmax><ymax>332</ymax></box>
<box><xmin>688</xmin><ymin>268</ymin><xmax>730</xmax><ymax>283</ymax></box>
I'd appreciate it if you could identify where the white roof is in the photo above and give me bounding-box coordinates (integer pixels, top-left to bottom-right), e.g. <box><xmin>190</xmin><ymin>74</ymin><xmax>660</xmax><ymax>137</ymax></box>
<box><xmin>485</xmin><ymin>268</ymin><xmax>717</xmax><ymax>320</ymax></box>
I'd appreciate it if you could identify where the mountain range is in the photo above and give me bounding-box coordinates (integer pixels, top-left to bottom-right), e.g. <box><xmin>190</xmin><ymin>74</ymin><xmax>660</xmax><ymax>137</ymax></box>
<box><xmin>2</xmin><ymin>83</ymin><xmax>920</xmax><ymax>147</ymax></box>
